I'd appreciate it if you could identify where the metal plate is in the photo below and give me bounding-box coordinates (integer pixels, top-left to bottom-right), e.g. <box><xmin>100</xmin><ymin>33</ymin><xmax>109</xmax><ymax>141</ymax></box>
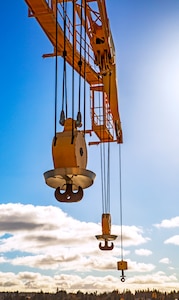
<box><xmin>95</xmin><ymin>234</ymin><xmax>118</xmax><ymax>241</ymax></box>
<box><xmin>44</xmin><ymin>167</ymin><xmax>96</xmax><ymax>190</ymax></box>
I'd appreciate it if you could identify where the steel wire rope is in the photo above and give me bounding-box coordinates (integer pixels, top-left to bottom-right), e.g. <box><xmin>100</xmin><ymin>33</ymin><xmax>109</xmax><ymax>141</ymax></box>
<box><xmin>83</xmin><ymin>0</ymin><xmax>87</xmax><ymax>135</ymax></box>
<box><xmin>119</xmin><ymin>144</ymin><xmax>124</xmax><ymax>260</ymax></box>
<box><xmin>76</xmin><ymin>0</ymin><xmax>83</xmax><ymax>126</ymax></box>
<box><xmin>102</xmin><ymin>134</ymin><xmax>107</xmax><ymax>212</ymax></box>
<box><xmin>102</xmin><ymin>122</ymin><xmax>107</xmax><ymax>212</ymax></box>
<box><xmin>102</xmin><ymin>144</ymin><xmax>107</xmax><ymax>212</ymax></box>
<box><xmin>54</xmin><ymin>0</ymin><xmax>58</xmax><ymax>146</ymax></box>
<box><xmin>98</xmin><ymin>76</ymin><xmax>105</xmax><ymax>214</ymax></box>
<box><xmin>60</xmin><ymin>0</ymin><xmax>68</xmax><ymax>122</ymax></box>
<box><xmin>100</xmin><ymin>143</ymin><xmax>105</xmax><ymax>213</ymax></box>
<box><xmin>97</xmin><ymin>75</ymin><xmax>107</xmax><ymax>213</ymax></box>
<box><xmin>106</xmin><ymin>71</ymin><xmax>112</xmax><ymax>213</ymax></box>
<box><xmin>71</xmin><ymin>0</ymin><xmax>75</xmax><ymax>144</ymax></box>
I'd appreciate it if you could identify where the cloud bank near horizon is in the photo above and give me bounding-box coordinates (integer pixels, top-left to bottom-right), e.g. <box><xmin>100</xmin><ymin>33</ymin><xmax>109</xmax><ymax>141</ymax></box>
<box><xmin>0</xmin><ymin>203</ymin><xmax>178</xmax><ymax>292</ymax></box>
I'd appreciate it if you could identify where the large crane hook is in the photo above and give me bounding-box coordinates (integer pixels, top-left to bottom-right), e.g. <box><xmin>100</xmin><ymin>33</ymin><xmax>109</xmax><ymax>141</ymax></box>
<box><xmin>55</xmin><ymin>183</ymin><xmax>83</xmax><ymax>202</ymax></box>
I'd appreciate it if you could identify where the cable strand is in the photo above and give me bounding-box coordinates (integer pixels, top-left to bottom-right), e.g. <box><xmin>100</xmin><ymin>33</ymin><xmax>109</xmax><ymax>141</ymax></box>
<box><xmin>119</xmin><ymin>144</ymin><xmax>124</xmax><ymax>260</ymax></box>
<box><xmin>71</xmin><ymin>0</ymin><xmax>75</xmax><ymax>143</ymax></box>
<box><xmin>54</xmin><ymin>0</ymin><xmax>58</xmax><ymax>145</ymax></box>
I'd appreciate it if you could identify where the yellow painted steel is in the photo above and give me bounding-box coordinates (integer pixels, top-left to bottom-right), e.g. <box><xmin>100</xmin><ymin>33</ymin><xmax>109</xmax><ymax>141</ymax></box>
<box><xmin>24</xmin><ymin>0</ymin><xmax>123</xmax><ymax>143</ymax></box>
<box><xmin>95</xmin><ymin>212</ymin><xmax>117</xmax><ymax>242</ymax></box>
<box><xmin>102</xmin><ymin>213</ymin><xmax>111</xmax><ymax>235</ymax></box>
<box><xmin>117</xmin><ymin>260</ymin><xmax>128</xmax><ymax>271</ymax></box>
<box><xmin>52</xmin><ymin>118</ymin><xmax>87</xmax><ymax>169</ymax></box>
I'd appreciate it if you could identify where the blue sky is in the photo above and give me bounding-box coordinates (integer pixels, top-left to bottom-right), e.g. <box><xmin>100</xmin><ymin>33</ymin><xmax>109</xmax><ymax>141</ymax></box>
<box><xmin>1</xmin><ymin>0</ymin><xmax>179</xmax><ymax>293</ymax></box>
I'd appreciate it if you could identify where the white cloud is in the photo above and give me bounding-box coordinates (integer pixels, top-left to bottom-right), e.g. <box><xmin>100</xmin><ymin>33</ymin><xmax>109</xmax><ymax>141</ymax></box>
<box><xmin>0</xmin><ymin>272</ymin><xmax>123</xmax><ymax>293</ymax></box>
<box><xmin>127</xmin><ymin>271</ymin><xmax>178</xmax><ymax>291</ymax></box>
<box><xmin>164</xmin><ymin>235</ymin><xmax>179</xmax><ymax>245</ymax></box>
<box><xmin>155</xmin><ymin>216</ymin><xmax>179</xmax><ymax>228</ymax></box>
<box><xmin>159</xmin><ymin>258</ymin><xmax>170</xmax><ymax>264</ymax></box>
<box><xmin>127</xmin><ymin>259</ymin><xmax>155</xmax><ymax>273</ymax></box>
<box><xmin>0</xmin><ymin>270</ymin><xmax>178</xmax><ymax>293</ymax></box>
<box><xmin>113</xmin><ymin>225</ymin><xmax>150</xmax><ymax>247</ymax></box>
<box><xmin>135</xmin><ymin>249</ymin><xmax>152</xmax><ymax>256</ymax></box>
<box><xmin>0</xmin><ymin>203</ymin><xmax>148</xmax><ymax>272</ymax></box>
<box><xmin>0</xmin><ymin>203</ymin><xmax>177</xmax><ymax>293</ymax></box>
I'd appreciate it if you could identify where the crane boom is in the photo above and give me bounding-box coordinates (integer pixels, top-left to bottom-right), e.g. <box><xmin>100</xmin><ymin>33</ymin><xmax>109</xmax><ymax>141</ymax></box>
<box><xmin>24</xmin><ymin>0</ymin><xmax>122</xmax><ymax>143</ymax></box>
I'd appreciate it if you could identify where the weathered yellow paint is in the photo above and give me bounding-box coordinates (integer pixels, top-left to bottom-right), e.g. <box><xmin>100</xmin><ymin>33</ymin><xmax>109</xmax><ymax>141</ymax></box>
<box><xmin>102</xmin><ymin>213</ymin><xmax>111</xmax><ymax>235</ymax></box>
<box><xmin>117</xmin><ymin>260</ymin><xmax>128</xmax><ymax>271</ymax></box>
<box><xmin>52</xmin><ymin>118</ymin><xmax>87</xmax><ymax>169</ymax></box>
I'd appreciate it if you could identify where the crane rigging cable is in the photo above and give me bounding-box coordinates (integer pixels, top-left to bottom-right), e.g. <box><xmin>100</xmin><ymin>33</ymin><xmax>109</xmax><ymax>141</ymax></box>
<box><xmin>106</xmin><ymin>71</ymin><xmax>112</xmax><ymax>213</ymax></box>
<box><xmin>98</xmin><ymin>82</ymin><xmax>108</xmax><ymax>213</ymax></box>
<box><xmin>60</xmin><ymin>0</ymin><xmax>84</xmax><ymax>128</ymax></box>
<box><xmin>96</xmin><ymin>71</ymin><xmax>118</xmax><ymax>251</ymax></box>
<box><xmin>76</xmin><ymin>0</ymin><xmax>83</xmax><ymax>127</ymax></box>
<box><xmin>71</xmin><ymin>0</ymin><xmax>75</xmax><ymax>144</ymax></box>
<box><xmin>98</xmin><ymin>81</ymin><xmax>105</xmax><ymax>213</ymax></box>
<box><xmin>100</xmin><ymin>70</ymin><xmax>112</xmax><ymax>214</ymax></box>
<box><xmin>60</xmin><ymin>0</ymin><xmax>68</xmax><ymax>125</ymax></box>
<box><xmin>97</xmin><ymin>136</ymin><xmax>117</xmax><ymax>250</ymax></box>
<box><xmin>44</xmin><ymin>0</ymin><xmax>96</xmax><ymax>203</ymax></box>
<box><xmin>100</xmin><ymin>140</ymin><xmax>107</xmax><ymax>213</ymax></box>
<box><xmin>83</xmin><ymin>0</ymin><xmax>87</xmax><ymax>135</ymax></box>
<box><xmin>119</xmin><ymin>144</ymin><xmax>124</xmax><ymax>260</ymax></box>
<box><xmin>117</xmin><ymin>144</ymin><xmax>128</xmax><ymax>281</ymax></box>
<box><xmin>54</xmin><ymin>0</ymin><xmax>58</xmax><ymax>146</ymax></box>
<box><xmin>107</xmin><ymin>139</ymin><xmax>110</xmax><ymax>212</ymax></box>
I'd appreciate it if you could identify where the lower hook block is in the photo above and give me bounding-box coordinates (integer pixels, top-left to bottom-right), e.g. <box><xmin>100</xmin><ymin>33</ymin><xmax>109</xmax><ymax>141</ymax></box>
<box><xmin>117</xmin><ymin>260</ymin><xmax>128</xmax><ymax>283</ymax></box>
<box><xmin>55</xmin><ymin>183</ymin><xmax>83</xmax><ymax>202</ymax></box>
<box><xmin>120</xmin><ymin>270</ymin><xmax>125</xmax><ymax>282</ymax></box>
<box><xmin>95</xmin><ymin>213</ymin><xmax>117</xmax><ymax>251</ymax></box>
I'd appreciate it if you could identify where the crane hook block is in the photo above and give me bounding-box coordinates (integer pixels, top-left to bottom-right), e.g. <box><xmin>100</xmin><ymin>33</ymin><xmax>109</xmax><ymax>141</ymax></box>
<box><xmin>44</xmin><ymin>118</ymin><xmax>96</xmax><ymax>202</ymax></box>
<box><xmin>102</xmin><ymin>213</ymin><xmax>111</xmax><ymax>235</ymax></box>
<box><xmin>117</xmin><ymin>260</ymin><xmax>128</xmax><ymax>282</ymax></box>
<box><xmin>55</xmin><ymin>184</ymin><xmax>83</xmax><ymax>202</ymax></box>
<box><xmin>52</xmin><ymin>118</ymin><xmax>87</xmax><ymax>170</ymax></box>
<box><xmin>95</xmin><ymin>213</ymin><xmax>117</xmax><ymax>250</ymax></box>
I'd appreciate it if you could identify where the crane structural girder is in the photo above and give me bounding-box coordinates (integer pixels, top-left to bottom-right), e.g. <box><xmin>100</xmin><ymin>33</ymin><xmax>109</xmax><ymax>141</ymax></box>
<box><xmin>24</xmin><ymin>0</ymin><xmax>122</xmax><ymax>143</ymax></box>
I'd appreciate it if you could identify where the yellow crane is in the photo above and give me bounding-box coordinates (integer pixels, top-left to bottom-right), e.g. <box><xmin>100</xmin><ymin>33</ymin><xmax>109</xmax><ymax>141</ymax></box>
<box><xmin>24</xmin><ymin>0</ymin><xmax>127</xmax><ymax>279</ymax></box>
